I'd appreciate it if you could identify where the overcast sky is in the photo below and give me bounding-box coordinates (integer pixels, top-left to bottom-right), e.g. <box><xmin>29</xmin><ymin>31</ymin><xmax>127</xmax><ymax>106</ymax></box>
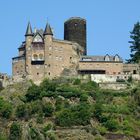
<box><xmin>0</xmin><ymin>0</ymin><xmax>140</xmax><ymax>74</ymax></box>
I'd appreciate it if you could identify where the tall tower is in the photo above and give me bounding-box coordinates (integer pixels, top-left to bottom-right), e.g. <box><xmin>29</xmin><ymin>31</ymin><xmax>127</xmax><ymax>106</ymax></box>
<box><xmin>25</xmin><ymin>22</ymin><xmax>33</xmax><ymax>75</ymax></box>
<box><xmin>64</xmin><ymin>17</ymin><xmax>87</xmax><ymax>55</ymax></box>
<box><xmin>44</xmin><ymin>23</ymin><xmax>53</xmax><ymax>78</ymax></box>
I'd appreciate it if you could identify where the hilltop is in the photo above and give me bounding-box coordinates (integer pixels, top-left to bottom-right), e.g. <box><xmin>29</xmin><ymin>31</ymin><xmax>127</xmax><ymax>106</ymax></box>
<box><xmin>0</xmin><ymin>78</ymin><xmax>140</xmax><ymax>140</ymax></box>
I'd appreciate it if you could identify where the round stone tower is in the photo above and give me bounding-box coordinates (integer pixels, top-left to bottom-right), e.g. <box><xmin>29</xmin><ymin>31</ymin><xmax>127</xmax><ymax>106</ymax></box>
<box><xmin>64</xmin><ymin>17</ymin><xmax>87</xmax><ymax>55</ymax></box>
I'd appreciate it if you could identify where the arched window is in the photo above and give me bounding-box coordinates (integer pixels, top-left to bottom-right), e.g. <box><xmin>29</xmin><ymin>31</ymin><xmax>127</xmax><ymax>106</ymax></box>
<box><xmin>104</xmin><ymin>55</ymin><xmax>110</xmax><ymax>61</ymax></box>
<box><xmin>32</xmin><ymin>54</ymin><xmax>38</xmax><ymax>61</ymax></box>
<box><xmin>39</xmin><ymin>54</ymin><xmax>44</xmax><ymax>60</ymax></box>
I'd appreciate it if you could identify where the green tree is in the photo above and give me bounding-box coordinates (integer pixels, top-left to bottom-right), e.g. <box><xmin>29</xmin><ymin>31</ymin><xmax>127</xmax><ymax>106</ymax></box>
<box><xmin>128</xmin><ymin>22</ymin><xmax>140</xmax><ymax>63</ymax></box>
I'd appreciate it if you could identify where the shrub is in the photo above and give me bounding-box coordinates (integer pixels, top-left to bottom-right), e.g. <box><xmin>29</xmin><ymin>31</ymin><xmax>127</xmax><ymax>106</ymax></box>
<box><xmin>30</xmin><ymin>100</ymin><xmax>43</xmax><ymax>115</ymax></box>
<box><xmin>73</xmin><ymin>79</ymin><xmax>81</xmax><ymax>85</ymax></box>
<box><xmin>80</xmin><ymin>81</ymin><xmax>99</xmax><ymax>91</ymax></box>
<box><xmin>94</xmin><ymin>103</ymin><xmax>103</xmax><ymax>120</ymax></box>
<box><xmin>96</xmin><ymin>126</ymin><xmax>107</xmax><ymax>135</ymax></box>
<box><xmin>80</xmin><ymin>94</ymin><xmax>88</xmax><ymax>102</ymax></box>
<box><xmin>56</xmin><ymin>103</ymin><xmax>92</xmax><ymax>127</ymax></box>
<box><xmin>127</xmin><ymin>76</ymin><xmax>132</xmax><ymax>83</ymax></box>
<box><xmin>43</xmin><ymin>103</ymin><xmax>54</xmax><ymax>117</ymax></box>
<box><xmin>0</xmin><ymin>98</ymin><xmax>12</xmax><ymax>119</ymax></box>
<box><xmin>40</xmin><ymin>79</ymin><xmax>56</xmax><ymax>92</ymax></box>
<box><xmin>43</xmin><ymin>123</ymin><xmax>54</xmax><ymax>132</ymax></box>
<box><xmin>25</xmin><ymin>84</ymin><xmax>41</xmax><ymax>102</ymax></box>
<box><xmin>16</xmin><ymin>104</ymin><xmax>27</xmax><ymax>118</ymax></box>
<box><xmin>47</xmin><ymin>132</ymin><xmax>56</xmax><ymax>140</ymax></box>
<box><xmin>55</xmin><ymin>109</ymin><xmax>73</xmax><ymax>127</ymax></box>
<box><xmin>9</xmin><ymin>122</ymin><xmax>22</xmax><ymax>140</ymax></box>
<box><xmin>103</xmin><ymin>119</ymin><xmax>119</xmax><ymax>131</ymax></box>
<box><xmin>133</xmin><ymin>88</ymin><xmax>140</xmax><ymax>105</ymax></box>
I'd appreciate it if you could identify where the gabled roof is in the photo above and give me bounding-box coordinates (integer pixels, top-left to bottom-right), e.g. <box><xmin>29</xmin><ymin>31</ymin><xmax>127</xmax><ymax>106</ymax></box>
<box><xmin>44</xmin><ymin>23</ymin><xmax>53</xmax><ymax>35</ymax></box>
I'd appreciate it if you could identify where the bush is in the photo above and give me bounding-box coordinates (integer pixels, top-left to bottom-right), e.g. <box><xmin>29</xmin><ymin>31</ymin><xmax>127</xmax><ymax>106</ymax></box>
<box><xmin>56</xmin><ymin>103</ymin><xmax>92</xmax><ymax>127</ymax></box>
<box><xmin>103</xmin><ymin>119</ymin><xmax>119</xmax><ymax>131</ymax></box>
<box><xmin>80</xmin><ymin>94</ymin><xmax>88</xmax><ymax>102</ymax></box>
<box><xmin>0</xmin><ymin>98</ymin><xmax>12</xmax><ymax>119</ymax></box>
<box><xmin>29</xmin><ymin>100</ymin><xmax>43</xmax><ymax>115</ymax></box>
<box><xmin>25</xmin><ymin>84</ymin><xmax>41</xmax><ymax>102</ymax></box>
<box><xmin>80</xmin><ymin>81</ymin><xmax>98</xmax><ymax>91</ymax></box>
<box><xmin>40</xmin><ymin>79</ymin><xmax>56</xmax><ymax>92</ymax></box>
<box><xmin>16</xmin><ymin>104</ymin><xmax>27</xmax><ymax>118</ymax></box>
<box><xmin>73</xmin><ymin>79</ymin><xmax>81</xmax><ymax>85</ymax></box>
<box><xmin>133</xmin><ymin>88</ymin><xmax>140</xmax><ymax>105</ymax></box>
<box><xmin>36</xmin><ymin>113</ymin><xmax>43</xmax><ymax>124</ymax></box>
<box><xmin>47</xmin><ymin>132</ymin><xmax>56</xmax><ymax>140</ymax></box>
<box><xmin>56</xmin><ymin>109</ymin><xmax>73</xmax><ymax>127</ymax></box>
<box><xmin>43</xmin><ymin>103</ymin><xmax>54</xmax><ymax>117</ymax></box>
<box><xmin>96</xmin><ymin>126</ymin><xmax>107</xmax><ymax>135</ymax></box>
<box><xmin>9</xmin><ymin>122</ymin><xmax>22</xmax><ymax>140</ymax></box>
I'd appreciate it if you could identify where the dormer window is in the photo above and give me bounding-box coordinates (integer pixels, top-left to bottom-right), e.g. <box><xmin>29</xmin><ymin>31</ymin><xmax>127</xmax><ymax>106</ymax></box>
<box><xmin>114</xmin><ymin>55</ymin><xmax>120</xmax><ymax>62</ymax></box>
<box><xmin>33</xmin><ymin>34</ymin><xmax>43</xmax><ymax>43</ymax></box>
<box><xmin>104</xmin><ymin>55</ymin><xmax>110</xmax><ymax>61</ymax></box>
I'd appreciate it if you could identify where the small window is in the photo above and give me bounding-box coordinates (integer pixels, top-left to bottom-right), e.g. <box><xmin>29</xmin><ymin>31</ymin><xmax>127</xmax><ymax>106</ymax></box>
<box><xmin>37</xmin><ymin>73</ymin><xmax>39</xmax><ymax>75</ymax></box>
<box><xmin>33</xmin><ymin>54</ymin><xmax>38</xmax><ymax>61</ymax></box>
<box><xmin>133</xmin><ymin>70</ymin><xmax>137</xmax><ymax>74</ymax></box>
<box><xmin>39</xmin><ymin>54</ymin><xmax>44</xmax><ymax>60</ymax></box>
<box><xmin>48</xmin><ymin>72</ymin><xmax>50</xmax><ymax>75</ymax></box>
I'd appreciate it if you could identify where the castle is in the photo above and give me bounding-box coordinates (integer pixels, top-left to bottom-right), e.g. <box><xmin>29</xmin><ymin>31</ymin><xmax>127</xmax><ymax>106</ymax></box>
<box><xmin>12</xmin><ymin>17</ymin><xmax>140</xmax><ymax>84</ymax></box>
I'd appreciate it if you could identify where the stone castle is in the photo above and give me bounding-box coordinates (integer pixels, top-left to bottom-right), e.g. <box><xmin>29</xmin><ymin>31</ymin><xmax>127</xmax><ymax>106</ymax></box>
<box><xmin>12</xmin><ymin>17</ymin><xmax>140</xmax><ymax>84</ymax></box>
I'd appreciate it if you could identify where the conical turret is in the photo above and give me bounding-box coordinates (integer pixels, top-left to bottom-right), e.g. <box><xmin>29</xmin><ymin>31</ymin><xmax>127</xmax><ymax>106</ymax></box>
<box><xmin>44</xmin><ymin>23</ymin><xmax>53</xmax><ymax>36</ymax></box>
<box><xmin>25</xmin><ymin>22</ymin><xmax>33</xmax><ymax>36</ymax></box>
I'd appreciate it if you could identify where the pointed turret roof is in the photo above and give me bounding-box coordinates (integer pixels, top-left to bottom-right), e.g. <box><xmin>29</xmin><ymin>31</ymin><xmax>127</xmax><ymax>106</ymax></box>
<box><xmin>44</xmin><ymin>23</ymin><xmax>53</xmax><ymax>35</ymax></box>
<box><xmin>25</xmin><ymin>22</ymin><xmax>33</xmax><ymax>36</ymax></box>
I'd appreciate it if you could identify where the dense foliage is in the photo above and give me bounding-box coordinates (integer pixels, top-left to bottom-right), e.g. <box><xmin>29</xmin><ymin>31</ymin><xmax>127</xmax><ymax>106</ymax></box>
<box><xmin>0</xmin><ymin>78</ymin><xmax>140</xmax><ymax>139</ymax></box>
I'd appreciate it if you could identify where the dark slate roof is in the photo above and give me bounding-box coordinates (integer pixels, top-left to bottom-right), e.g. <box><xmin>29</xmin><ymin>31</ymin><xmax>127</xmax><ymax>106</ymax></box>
<box><xmin>34</xmin><ymin>29</ymin><xmax>44</xmax><ymax>37</ymax></box>
<box><xmin>25</xmin><ymin>22</ymin><xmax>33</xmax><ymax>36</ymax></box>
<box><xmin>18</xmin><ymin>41</ymin><xmax>25</xmax><ymax>49</ymax></box>
<box><xmin>80</xmin><ymin>55</ymin><xmax>123</xmax><ymax>62</ymax></box>
<box><xmin>65</xmin><ymin>17</ymin><xmax>86</xmax><ymax>23</ymax></box>
<box><xmin>12</xmin><ymin>55</ymin><xmax>25</xmax><ymax>60</ymax></box>
<box><xmin>44</xmin><ymin>23</ymin><xmax>53</xmax><ymax>35</ymax></box>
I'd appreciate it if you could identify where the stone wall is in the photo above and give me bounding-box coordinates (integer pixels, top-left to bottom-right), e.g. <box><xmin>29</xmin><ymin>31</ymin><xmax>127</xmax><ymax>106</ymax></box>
<box><xmin>99</xmin><ymin>83</ymin><xmax>127</xmax><ymax>90</ymax></box>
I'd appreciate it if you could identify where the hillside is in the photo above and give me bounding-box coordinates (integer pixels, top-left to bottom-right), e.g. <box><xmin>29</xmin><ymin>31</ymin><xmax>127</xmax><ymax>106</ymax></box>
<box><xmin>0</xmin><ymin>78</ymin><xmax>140</xmax><ymax>140</ymax></box>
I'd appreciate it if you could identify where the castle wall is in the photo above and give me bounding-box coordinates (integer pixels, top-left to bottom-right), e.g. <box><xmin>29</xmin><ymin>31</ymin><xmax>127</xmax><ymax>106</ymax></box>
<box><xmin>123</xmin><ymin>63</ymin><xmax>139</xmax><ymax>74</ymax></box>
<box><xmin>12</xmin><ymin>57</ymin><xmax>25</xmax><ymax>76</ymax></box>
<box><xmin>78</xmin><ymin>61</ymin><xmax>123</xmax><ymax>75</ymax></box>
